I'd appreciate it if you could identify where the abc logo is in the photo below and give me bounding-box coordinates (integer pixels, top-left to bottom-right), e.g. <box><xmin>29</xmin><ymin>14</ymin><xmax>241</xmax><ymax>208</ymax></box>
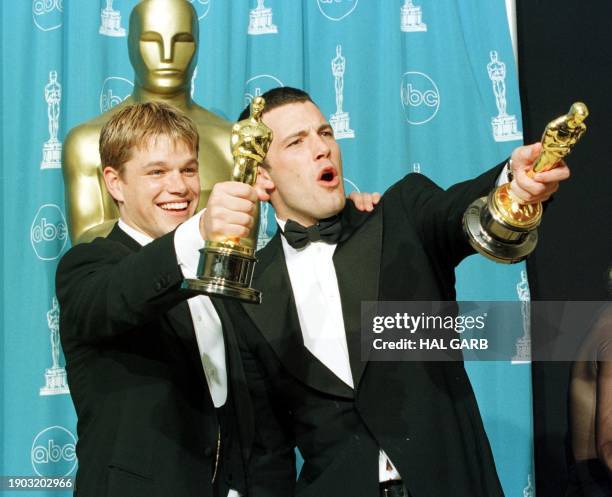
<box><xmin>99</xmin><ymin>77</ymin><xmax>134</xmax><ymax>113</ymax></box>
<box><xmin>400</xmin><ymin>72</ymin><xmax>440</xmax><ymax>125</ymax></box>
<box><xmin>317</xmin><ymin>0</ymin><xmax>359</xmax><ymax>21</ymax></box>
<box><xmin>244</xmin><ymin>74</ymin><xmax>284</xmax><ymax>107</ymax></box>
<box><xmin>32</xmin><ymin>0</ymin><xmax>63</xmax><ymax>32</ymax></box>
<box><xmin>188</xmin><ymin>0</ymin><xmax>211</xmax><ymax>20</ymax></box>
<box><xmin>31</xmin><ymin>426</ymin><xmax>77</xmax><ymax>477</ymax></box>
<box><xmin>30</xmin><ymin>204</ymin><xmax>68</xmax><ymax>261</ymax></box>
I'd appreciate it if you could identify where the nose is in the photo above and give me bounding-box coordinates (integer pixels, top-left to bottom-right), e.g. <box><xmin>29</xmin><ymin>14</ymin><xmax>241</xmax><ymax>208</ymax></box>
<box><xmin>312</xmin><ymin>133</ymin><xmax>331</xmax><ymax>161</ymax></box>
<box><xmin>166</xmin><ymin>170</ymin><xmax>188</xmax><ymax>195</ymax></box>
<box><xmin>160</xmin><ymin>35</ymin><xmax>173</xmax><ymax>62</ymax></box>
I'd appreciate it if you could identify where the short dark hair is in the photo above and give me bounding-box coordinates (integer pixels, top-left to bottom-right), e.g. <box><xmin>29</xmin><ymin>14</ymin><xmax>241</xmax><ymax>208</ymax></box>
<box><xmin>238</xmin><ymin>87</ymin><xmax>314</xmax><ymax>121</ymax></box>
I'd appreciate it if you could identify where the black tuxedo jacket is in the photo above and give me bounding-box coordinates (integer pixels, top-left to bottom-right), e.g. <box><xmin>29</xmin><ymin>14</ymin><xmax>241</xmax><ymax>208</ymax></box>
<box><xmin>228</xmin><ymin>165</ymin><xmax>508</xmax><ymax>497</ymax></box>
<box><xmin>56</xmin><ymin>225</ymin><xmax>248</xmax><ymax>497</ymax></box>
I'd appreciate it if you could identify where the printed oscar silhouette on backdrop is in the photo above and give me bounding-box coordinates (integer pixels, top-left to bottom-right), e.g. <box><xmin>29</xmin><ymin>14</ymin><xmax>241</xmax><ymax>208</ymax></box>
<box><xmin>41</xmin><ymin>71</ymin><xmax>62</xmax><ymax>170</ymax></box>
<box><xmin>400</xmin><ymin>0</ymin><xmax>427</xmax><ymax>32</ymax></box>
<box><xmin>248</xmin><ymin>0</ymin><xmax>278</xmax><ymax>35</ymax></box>
<box><xmin>99</xmin><ymin>0</ymin><xmax>127</xmax><ymax>37</ymax></box>
<box><xmin>488</xmin><ymin>50</ymin><xmax>522</xmax><ymax>142</ymax></box>
<box><xmin>512</xmin><ymin>270</ymin><xmax>532</xmax><ymax>364</ymax></box>
<box><xmin>329</xmin><ymin>45</ymin><xmax>355</xmax><ymax>139</ymax></box>
<box><xmin>63</xmin><ymin>0</ymin><xmax>241</xmax><ymax>246</ymax></box>
<box><xmin>523</xmin><ymin>475</ymin><xmax>535</xmax><ymax>497</ymax></box>
<box><xmin>40</xmin><ymin>297</ymin><xmax>69</xmax><ymax>396</ymax></box>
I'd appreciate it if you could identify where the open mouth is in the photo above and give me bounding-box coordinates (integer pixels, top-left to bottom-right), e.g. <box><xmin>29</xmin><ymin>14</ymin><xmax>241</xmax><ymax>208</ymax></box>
<box><xmin>317</xmin><ymin>166</ymin><xmax>339</xmax><ymax>187</ymax></box>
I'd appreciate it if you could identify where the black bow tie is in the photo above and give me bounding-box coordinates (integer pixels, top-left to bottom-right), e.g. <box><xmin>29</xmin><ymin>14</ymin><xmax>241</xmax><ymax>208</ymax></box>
<box><xmin>282</xmin><ymin>216</ymin><xmax>342</xmax><ymax>249</ymax></box>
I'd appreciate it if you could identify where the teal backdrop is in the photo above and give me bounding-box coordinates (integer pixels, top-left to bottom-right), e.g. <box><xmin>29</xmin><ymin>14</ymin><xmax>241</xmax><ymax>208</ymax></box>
<box><xmin>1</xmin><ymin>1</ymin><xmax>535</xmax><ymax>495</ymax></box>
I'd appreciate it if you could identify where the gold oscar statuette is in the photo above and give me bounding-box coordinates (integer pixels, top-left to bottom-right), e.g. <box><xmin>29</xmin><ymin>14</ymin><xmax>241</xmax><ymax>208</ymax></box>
<box><xmin>463</xmin><ymin>102</ymin><xmax>588</xmax><ymax>263</ymax></box>
<box><xmin>183</xmin><ymin>97</ymin><xmax>272</xmax><ymax>303</ymax></box>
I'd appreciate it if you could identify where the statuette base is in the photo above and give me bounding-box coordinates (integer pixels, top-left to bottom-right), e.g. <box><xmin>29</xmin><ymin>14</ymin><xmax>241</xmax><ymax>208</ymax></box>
<box><xmin>463</xmin><ymin>197</ymin><xmax>538</xmax><ymax>264</ymax></box>
<box><xmin>183</xmin><ymin>241</ymin><xmax>261</xmax><ymax>304</ymax></box>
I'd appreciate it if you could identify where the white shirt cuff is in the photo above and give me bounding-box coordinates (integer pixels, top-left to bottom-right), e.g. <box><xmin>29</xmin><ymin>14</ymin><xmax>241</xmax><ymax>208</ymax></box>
<box><xmin>496</xmin><ymin>162</ymin><xmax>512</xmax><ymax>187</ymax></box>
<box><xmin>174</xmin><ymin>209</ymin><xmax>205</xmax><ymax>279</ymax></box>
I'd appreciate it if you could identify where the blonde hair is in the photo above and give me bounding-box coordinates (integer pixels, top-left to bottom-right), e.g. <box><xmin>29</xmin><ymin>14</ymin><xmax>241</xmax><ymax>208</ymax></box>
<box><xmin>99</xmin><ymin>102</ymin><xmax>199</xmax><ymax>175</ymax></box>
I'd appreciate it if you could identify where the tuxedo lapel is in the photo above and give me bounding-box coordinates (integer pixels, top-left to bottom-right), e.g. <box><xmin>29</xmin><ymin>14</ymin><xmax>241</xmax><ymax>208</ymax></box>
<box><xmin>334</xmin><ymin>204</ymin><xmax>383</xmax><ymax>389</ymax></box>
<box><xmin>242</xmin><ymin>234</ymin><xmax>354</xmax><ymax>399</ymax></box>
<box><xmin>164</xmin><ymin>302</ymin><xmax>210</xmax><ymax>390</ymax></box>
<box><xmin>108</xmin><ymin>223</ymin><xmax>209</xmax><ymax>391</ymax></box>
<box><xmin>106</xmin><ymin>222</ymin><xmax>142</xmax><ymax>251</ymax></box>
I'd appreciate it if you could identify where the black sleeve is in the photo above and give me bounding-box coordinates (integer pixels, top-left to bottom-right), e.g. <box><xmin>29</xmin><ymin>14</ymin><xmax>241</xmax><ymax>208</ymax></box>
<box><xmin>389</xmin><ymin>161</ymin><xmax>506</xmax><ymax>268</ymax></box>
<box><xmin>56</xmin><ymin>231</ymin><xmax>194</xmax><ymax>345</ymax></box>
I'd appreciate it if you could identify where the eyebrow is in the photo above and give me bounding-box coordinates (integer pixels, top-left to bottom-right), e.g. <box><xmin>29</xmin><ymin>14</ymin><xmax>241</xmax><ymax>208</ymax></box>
<box><xmin>142</xmin><ymin>161</ymin><xmax>167</xmax><ymax>169</ymax></box>
<box><xmin>142</xmin><ymin>158</ymin><xmax>198</xmax><ymax>169</ymax></box>
<box><xmin>280</xmin><ymin>123</ymin><xmax>333</xmax><ymax>145</ymax></box>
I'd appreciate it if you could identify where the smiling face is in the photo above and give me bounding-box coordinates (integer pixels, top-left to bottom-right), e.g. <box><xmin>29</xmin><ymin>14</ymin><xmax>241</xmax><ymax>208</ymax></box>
<box><xmin>104</xmin><ymin>135</ymin><xmax>200</xmax><ymax>239</ymax></box>
<box><xmin>259</xmin><ymin>101</ymin><xmax>345</xmax><ymax>227</ymax></box>
<box><xmin>128</xmin><ymin>0</ymin><xmax>198</xmax><ymax>95</ymax></box>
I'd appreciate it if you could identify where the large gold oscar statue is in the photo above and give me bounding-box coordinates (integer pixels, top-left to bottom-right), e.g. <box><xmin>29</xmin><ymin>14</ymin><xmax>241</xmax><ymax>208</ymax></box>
<box><xmin>63</xmin><ymin>0</ymin><xmax>243</xmax><ymax>244</ymax></box>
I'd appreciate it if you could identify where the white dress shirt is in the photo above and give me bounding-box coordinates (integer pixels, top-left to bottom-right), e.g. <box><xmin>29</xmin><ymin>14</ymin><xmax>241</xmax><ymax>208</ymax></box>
<box><xmin>119</xmin><ymin>218</ymin><xmax>228</xmax><ymax>407</ymax></box>
<box><xmin>277</xmin><ymin>218</ymin><xmax>401</xmax><ymax>482</ymax></box>
<box><xmin>173</xmin><ymin>213</ymin><xmax>228</xmax><ymax>408</ymax></box>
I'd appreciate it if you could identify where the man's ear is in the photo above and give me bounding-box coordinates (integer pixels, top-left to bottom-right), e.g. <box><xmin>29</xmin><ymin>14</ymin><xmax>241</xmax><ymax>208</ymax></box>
<box><xmin>255</xmin><ymin>165</ymin><xmax>275</xmax><ymax>202</ymax></box>
<box><xmin>103</xmin><ymin>166</ymin><xmax>125</xmax><ymax>204</ymax></box>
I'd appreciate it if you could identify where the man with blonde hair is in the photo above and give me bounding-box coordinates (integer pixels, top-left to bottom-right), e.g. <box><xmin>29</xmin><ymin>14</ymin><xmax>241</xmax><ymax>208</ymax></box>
<box><xmin>56</xmin><ymin>102</ymin><xmax>257</xmax><ymax>497</ymax></box>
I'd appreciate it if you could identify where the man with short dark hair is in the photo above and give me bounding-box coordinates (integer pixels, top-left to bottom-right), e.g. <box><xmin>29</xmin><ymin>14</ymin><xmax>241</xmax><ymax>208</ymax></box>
<box><xmin>207</xmin><ymin>87</ymin><xmax>571</xmax><ymax>497</ymax></box>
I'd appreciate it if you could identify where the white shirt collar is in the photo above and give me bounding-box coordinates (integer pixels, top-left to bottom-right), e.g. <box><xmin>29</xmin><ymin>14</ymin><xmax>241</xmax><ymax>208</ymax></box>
<box><xmin>276</xmin><ymin>216</ymin><xmax>287</xmax><ymax>232</ymax></box>
<box><xmin>117</xmin><ymin>219</ymin><xmax>154</xmax><ymax>246</ymax></box>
